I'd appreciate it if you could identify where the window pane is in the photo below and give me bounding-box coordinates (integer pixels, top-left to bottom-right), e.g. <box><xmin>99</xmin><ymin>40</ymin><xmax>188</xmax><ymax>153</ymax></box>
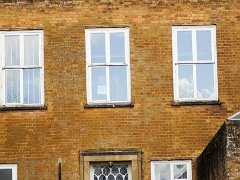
<box><xmin>0</xmin><ymin>169</ymin><xmax>12</xmax><ymax>180</ymax></box>
<box><xmin>24</xmin><ymin>35</ymin><xmax>39</xmax><ymax>65</ymax></box>
<box><xmin>197</xmin><ymin>30</ymin><xmax>212</xmax><ymax>61</ymax></box>
<box><xmin>174</xmin><ymin>164</ymin><xmax>187</xmax><ymax>179</ymax></box>
<box><xmin>92</xmin><ymin>163</ymin><xmax>129</xmax><ymax>180</ymax></box>
<box><xmin>91</xmin><ymin>33</ymin><xmax>106</xmax><ymax>64</ymax></box>
<box><xmin>110</xmin><ymin>66</ymin><xmax>128</xmax><ymax>101</ymax></box>
<box><xmin>5</xmin><ymin>35</ymin><xmax>20</xmax><ymax>66</ymax></box>
<box><xmin>5</xmin><ymin>70</ymin><xmax>20</xmax><ymax>103</ymax></box>
<box><xmin>110</xmin><ymin>32</ymin><xmax>125</xmax><ymax>63</ymax></box>
<box><xmin>91</xmin><ymin>67</ymin><xmax>107</xmax><ymax>101</ymax></box>
<box><xmin>23</xmin><ymin>69</ymin><xmax>41</xmax><ymax>104</ymax></box>
<box><xmin>178</xmin><ymin>65</ymin><xmax>194</xmax><ymax>98</ymax></box>
<box><xmin>196</xmin><ymin>64</ymin><xmax>215</xmax><ymax>99</ymax></box>
<box><xmin>177</xmin><ymin>31</ymin><xmax>193</xmax><ymax>61</ymax></box>
<box><xmin>155</xmin><ymin>164</ymin><xmax>171</xmax><ymax>180</ymax></box>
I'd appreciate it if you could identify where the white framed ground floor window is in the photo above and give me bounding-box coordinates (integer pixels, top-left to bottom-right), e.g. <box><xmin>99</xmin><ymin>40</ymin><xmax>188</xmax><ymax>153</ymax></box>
<box><xmin>151</xmin><ymin>160</ymin><xmax>192</xmax><ymax>180</ymax></box>
<box><xmin>0</xmin><ymin>164</ymin><xmax>17</xmax><ymax>180</ymax></box>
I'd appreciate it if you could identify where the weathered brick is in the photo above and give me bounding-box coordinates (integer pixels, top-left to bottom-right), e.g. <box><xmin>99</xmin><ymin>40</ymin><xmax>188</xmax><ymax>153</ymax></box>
<box><xmin>197</xmin><ymin>120</ymin><xmax>240</xmax><ymax>180</ymax></box>
<box><xmin>0</xmin><ymin>1</ymin><xmax>239</xmax><ymax>180</ymax></box>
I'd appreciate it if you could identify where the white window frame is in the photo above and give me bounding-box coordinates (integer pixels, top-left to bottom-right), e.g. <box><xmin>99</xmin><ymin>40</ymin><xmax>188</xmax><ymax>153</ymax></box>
<box><xmin>151</xmin><ymin>160</ymin><xmax>192</xmax><ymax>180</ymax></box>
<box><xmin>0</xmin><ymin>30</ymin><xmax>44</xmax><ymax>106</ymax></box>
<box><xmin>85</xmin><ymin>28</ymin><xmax>131</xmax><ymax>104</ymax></box>
<box><xmin>0</xmin><ymin>164</ymin><xmax>17</xmax><ymax>180</ymax></box>
<box><xmin>172</xmin><ymin>26</ymin><xmax>218</xmax><ymax>102</ymax></box>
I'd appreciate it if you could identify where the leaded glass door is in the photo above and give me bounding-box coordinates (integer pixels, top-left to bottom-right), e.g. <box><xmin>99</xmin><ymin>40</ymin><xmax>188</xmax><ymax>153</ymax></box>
<box><xmin>90</xmin><ymin>162</ymin><xmax>132</xmax><ymax>180</ymax></box>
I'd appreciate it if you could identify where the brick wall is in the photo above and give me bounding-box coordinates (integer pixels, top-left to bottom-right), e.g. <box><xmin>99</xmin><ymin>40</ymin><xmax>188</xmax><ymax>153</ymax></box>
<box><xmin>226</xmin><ymin>120</ymin><xmax>240</xmax><ymax>179</ymax></box>
<box><xmin>197</xmin><ymin>122</ymin><xmax>228</xmax><ymax>180</ymax></box>
<box><xmin>0</xmin><ymin>1</ymin><xmax>239</xmax><ymax>179</ymax></box>
<box><xmin>197</xmin><ymin>120</ymin><xmax>240</xmax><ymax>180</ymax></box>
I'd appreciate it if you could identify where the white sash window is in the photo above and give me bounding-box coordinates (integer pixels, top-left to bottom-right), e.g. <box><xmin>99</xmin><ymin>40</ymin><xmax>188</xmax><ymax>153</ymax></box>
<box><xmin>0</xmin><ymin>30</ymin><xmax>44</xmax><ymax>106</ymax></box>
<box><xmin>172</xmin><ymin>26</ymin><xmax>217</xmax><ymax>101</ymax></box>
<box><xmin>85</xmin><ymin>28</ymin><xmax>130</xmax><ymax>104</ymax></box>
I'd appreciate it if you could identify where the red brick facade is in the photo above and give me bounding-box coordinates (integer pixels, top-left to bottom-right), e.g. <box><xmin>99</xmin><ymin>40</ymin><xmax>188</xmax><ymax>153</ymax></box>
<box><xmin>0</xmin><ymin>1</ymin><xmax>239</xmax><ymax>179</ymax></box>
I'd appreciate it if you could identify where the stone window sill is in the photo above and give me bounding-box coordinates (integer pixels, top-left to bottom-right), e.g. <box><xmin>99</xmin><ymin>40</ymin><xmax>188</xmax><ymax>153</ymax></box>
<box><xmin>0</xmin><ymin>105</ymin><xmax>47</xmax><ymax>111</ymax></box>
<box><xmin>171</xmin><ymin>101</ymin><xmax>223</xmax><ymax>106</ymax></box>
<box><xmin>84</xmin><ymin>102</ymin><xmax>134</xmax><ymax>109</ymax></box>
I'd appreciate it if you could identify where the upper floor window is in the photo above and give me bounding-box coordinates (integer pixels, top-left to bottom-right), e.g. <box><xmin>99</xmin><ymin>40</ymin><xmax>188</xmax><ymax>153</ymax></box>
<box><xmin>85</xmin><ymin>28</ymin><xmax>130</xmax><ymax>104</ymax></box>
<box><xmin>172</xmin><ymin>26</ymin><xmax>218</xmax><ymax>102</ymax></box>
<box><xmin>151</xmin><ymin>160</ymin><xmax>192</xmax><ymax>180</ymax></box>
<box><xmin>0</xmin><ymin>30</ymin><xmax>44</xmax><ymax>106</ymax></box>
<box><xmin>0</xmin><ymin>164</ymin><xmax>17</xmax><ymax>180</ymax></box>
